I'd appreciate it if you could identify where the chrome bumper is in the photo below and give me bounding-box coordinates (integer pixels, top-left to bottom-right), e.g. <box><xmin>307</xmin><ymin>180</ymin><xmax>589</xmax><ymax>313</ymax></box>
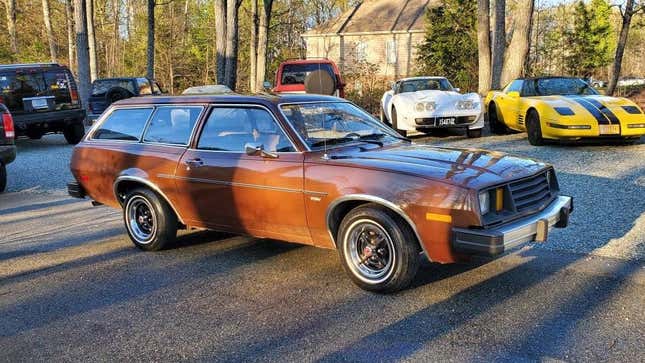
<box><xmin>451</xmin><ymin>195</ymin><xmax>573</xmax><ymax>256</ymax></box>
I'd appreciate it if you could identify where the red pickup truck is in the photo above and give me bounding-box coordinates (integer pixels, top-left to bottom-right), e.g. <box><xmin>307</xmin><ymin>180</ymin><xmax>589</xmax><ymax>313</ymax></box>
<box><xmin>272</xmin><ymin>58</ymin><xmax>345</xmax><ymax>98</ymax></box>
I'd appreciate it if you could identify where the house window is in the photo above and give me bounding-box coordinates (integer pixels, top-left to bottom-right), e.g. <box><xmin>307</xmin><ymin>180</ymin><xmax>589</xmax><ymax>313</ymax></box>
<box><xmin>355</xmin><ymin>42</ymin><xmax>368</xmax><ymax>62</ymax></box>
<box><xmin>386</xmin><ymin>40</ymin><xmax>397</xmax><ymax>64</ymax></box>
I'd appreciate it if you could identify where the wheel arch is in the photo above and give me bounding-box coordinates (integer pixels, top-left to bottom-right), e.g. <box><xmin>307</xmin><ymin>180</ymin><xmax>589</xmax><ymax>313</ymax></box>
<box><xmin>326</xmin><ymin>194</ymin><xmax>427</xmax><ymax>257</ymax></box>
<box><xmin>113</xmin><ymin>176</ymin><xmax>185</xmax><ymax>224</ymax></box>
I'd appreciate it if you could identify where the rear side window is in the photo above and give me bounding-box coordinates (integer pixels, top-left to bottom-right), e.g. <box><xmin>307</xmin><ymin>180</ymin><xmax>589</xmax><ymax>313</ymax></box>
<box><xmin>280</xmin><ymin>63</ymin><xmax>334</xmax><ymax>85</ymax></box>
<box><xmin>137</xmin><ymin>78</ymin><xmax>152</xmax><ymax>95</ymax></box>
<box><xmin>93</xmin><ymin>108</ymin><xmax>153</xmax><ymax>141</ymax></box>
<box><xmin>143</xmin><ymin>106</ymin><xmax>203</xmax><ymax>145</ymax></box>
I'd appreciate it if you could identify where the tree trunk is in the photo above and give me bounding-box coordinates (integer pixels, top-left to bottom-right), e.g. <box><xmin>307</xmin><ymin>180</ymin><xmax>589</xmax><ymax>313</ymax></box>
<box><xmin>224</xmin><ymin>0</ymin><xmax>241</xmax><ymax>90</ymax></box>
<box><xmin>500</xmin><ymin>0</ymin><xmax>534</xmax><ymax>85</ymax></box>
<box><xmin>42</xmin><ymin>0</ymin><xmax>57</xmax><ymax>62</ymax></box>
<box><xmin>66</xmin><ymin>0</ymin><xmax>75</xmax><ymax>71</ymax></box>
<box><xmin>215</xmin><ymin>0</ymin><xmax>227</xmax><ymax>85</ymax></box>
<box><xmin>146</xmin><ymin>0</ymin><xmax>155</xmax><ymax>79</ymax></box>
<box><xmin>86</xmin><ymin>0</ymin><xmax>97</xmax><ymax>81</ymax></box>
<box><xmin>477</xmin><ymin>0</ymin><xmax>492</xmax><ymax>94</ymax></box>
<box><xmin>255</xmin><ymin>0</ymin><xmax>273</xmax><ymax>92</ymax></box>
<box><xmin>74</xmin><ymin>0</ymin><xmax>91</xmax><ymax>114</ymax></box>
<box><xmin>491</xmin><ymin>0</ymin><xmax>505</xmax><ymax>89</ymax></box>
<box><xmin>249</xmin><ymin>0</ymin><xmax>258</xmax><ymax>93</ymax></box>
<box><xmin>111</xmin><ymin>0</ymin><xmax>119</xmax><ymax>76</ymax></box>
<box><xmin>3</xmin><ymin>0</ymin><xmax>18</xmax><ymax>54</ymax></box>
<box><xmin>607</xmin><ymin>0</ymin><xmax>635</xmax><ymax>96</ymax></box>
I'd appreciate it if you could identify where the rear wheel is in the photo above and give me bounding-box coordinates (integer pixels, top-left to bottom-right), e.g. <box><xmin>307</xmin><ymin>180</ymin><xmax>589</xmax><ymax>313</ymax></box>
<box><xmin>337</xmin><ymin>204</ymin><xmax>420</xmax><ymax>293</ymax></box>
<box><xmin>0</xmin><ymin>163</ymin><xmax>6</xmax><ymax>193</ymax></box>
<box><xmin>391</xmin><ymin>107</ymin><xmax>407</xmax><ymax>137</ymax></box>
<box><xmin>526</xmin><ymin>110</ymin><xmax>544</xmax><ymax>146</ymax></box>
<box><xmin>123</xmin><ymin>188</ymin><xmax>178</xmax><ymax>251</ymax></box>
<box><xmin>64</xmin><ymin>122</ymin><xmax>85</xmax><ymax>144</ymax></box>
<box><xmin>488</xmin><ymin>103</ymin><xmax>508</xmax><ymax>135</ymax></box>
<box><xmin>466</xmin><ymin>128</ymin><xmax>483</xmax><ymax>138</ymax></box>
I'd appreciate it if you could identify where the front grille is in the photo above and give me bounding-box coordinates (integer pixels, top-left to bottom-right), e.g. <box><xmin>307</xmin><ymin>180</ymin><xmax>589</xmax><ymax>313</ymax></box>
<box><xmin>508</xmin><ymin>171</ymin><xmax>552</xmax><ymax>212</ymax></box>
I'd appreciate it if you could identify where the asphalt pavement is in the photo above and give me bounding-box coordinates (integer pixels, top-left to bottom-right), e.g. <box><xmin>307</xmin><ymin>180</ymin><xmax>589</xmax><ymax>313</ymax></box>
<box><xmin>1</xmin><ymin>131</ymin><xmax>644</xmax><ymax>362</ymax></box>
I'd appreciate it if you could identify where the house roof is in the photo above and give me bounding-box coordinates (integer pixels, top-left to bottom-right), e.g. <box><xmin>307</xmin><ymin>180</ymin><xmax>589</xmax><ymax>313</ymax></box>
<box><xmin>303</xmin><ymin>0</ymin><xmax>431</xmax><ymax>36</ymax></box>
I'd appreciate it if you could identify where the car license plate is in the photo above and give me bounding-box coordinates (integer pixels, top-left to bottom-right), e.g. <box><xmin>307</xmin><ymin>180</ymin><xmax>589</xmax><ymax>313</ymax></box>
<box><xmin>599</xmin><ymin>125</ymin><xmax>620</xmax><ymax>135</ymax></box>
<box><xmin>31</xmin><ymin>98</ymin><xmax>49</xmax><ymax>110</ymax></box>
<box><xmin>436</xmin><ymin>117</ymin><xmax>456</xmax><ymax>126</ymax></box>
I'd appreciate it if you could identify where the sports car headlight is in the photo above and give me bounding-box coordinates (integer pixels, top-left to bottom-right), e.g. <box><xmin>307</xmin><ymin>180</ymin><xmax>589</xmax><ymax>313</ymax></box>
<box><xmin>415</xmin><ymin>102</ymin><xmax>436</xmax><ymax>112</ymax></box>
<box><xmin>425</xmin><ymin>102</ymin><xmax>436</xmax><ymax>111</ymax></box>
<box><xmin>456</xmin><ymin>100</ymin><xmax>475</xmax><ymax>110</ymax></box>
<box><xmin>415</xmin><ymin>102</ymin><xmax>425</xmax><ymax>112</ymax></box>
<box><xmin>478</xmin><ymin>191</ymin><xmax>490</xmax><ymax>215</ymax></box>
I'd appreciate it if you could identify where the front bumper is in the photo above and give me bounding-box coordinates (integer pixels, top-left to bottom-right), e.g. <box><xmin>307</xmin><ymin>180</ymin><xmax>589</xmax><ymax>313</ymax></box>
<box><xmin>67</xmin><ymin>181</ymin><xmax>86</xmax><ymax>199</ymax></box>
<box><xmin>451</xmin><ymin>195</ymin><xmax>573</xmax><ymax>256</ymax></box>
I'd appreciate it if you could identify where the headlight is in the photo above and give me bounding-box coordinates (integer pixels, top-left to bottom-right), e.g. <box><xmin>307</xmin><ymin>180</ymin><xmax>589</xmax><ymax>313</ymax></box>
<box><xmin>457</xmin><ymin>100</ymin><xmax>475</xmax><ymax>110</ymax></box>
<box><xmin>478</xmin><ymin>191</ymin><xmax>490</xmax><ymax>215</ymax></box>
<box><xmin>415</xmin><ymin>102</ymin><xmax>436</xmax><ymax>112</ymax></box>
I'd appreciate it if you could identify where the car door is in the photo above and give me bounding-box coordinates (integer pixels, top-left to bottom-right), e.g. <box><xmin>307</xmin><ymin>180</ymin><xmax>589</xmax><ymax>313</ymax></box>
<box><xmin>173</xmin><ymin>105</ymin><xmax>311</xmax><ymax>243</ymax></box>
<box><xmin>496</xmin><ymin>80</ymin><xmax>524</xmax><ymax>129</ymax></box>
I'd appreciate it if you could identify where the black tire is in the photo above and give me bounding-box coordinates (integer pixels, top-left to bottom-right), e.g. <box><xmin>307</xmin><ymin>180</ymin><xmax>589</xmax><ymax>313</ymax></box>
<box><xmin>488</xmin><ymin>103</ymin><xmax>508</xmax><ymax>135</ymax></box>
<box><xmin>26</xmin><ymin>129</ymin><xmax>43</xmax><ymax>140</ymax></box>
<box><xmin>526</xmin><ymin>110</ymin><xmax>544</xmax><ymax>146</ymax></box>
<box><xmin>380</xmin><ymin>107</ymin><xmax>390</xmax><ymax>125</ymax></box>
<box><xmin>105</xmin><ymin>87</ymin><xmax>133</xmax><ymax>105</ymax></box>
<box><xmin>0</xmin><ymin>163</ymin><xmax>6</xmax><ymax>193</ymax></box>
<box><xmin>64</xmin><ymin>122</ymin><xmax>85</xmax><ymax>144</ymax></box>
<box><xmin>466</xmin><ymin>128</ymin><xmax>483</xmax><ymax>138</ymax></box>
<box><xmin>123</xmin><ymin>188</ymin><xmax>178</xmax><ymax>251</ymax></box>
<box><xmin>391</xmin><ymin>107</ymin><xmax>407</xmax><ymax>137</ymax></box>
<box><xmin>337</xmin><ymin>204</ymin><xmax>420</xmax><ymax>293</ymax></box>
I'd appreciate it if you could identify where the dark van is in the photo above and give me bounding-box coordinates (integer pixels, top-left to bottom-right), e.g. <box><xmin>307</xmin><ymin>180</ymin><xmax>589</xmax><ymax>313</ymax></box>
<box><xmin>0</xmin><ymin>63</ymin><xmax>86</xmax><ymax>144</ymax></box>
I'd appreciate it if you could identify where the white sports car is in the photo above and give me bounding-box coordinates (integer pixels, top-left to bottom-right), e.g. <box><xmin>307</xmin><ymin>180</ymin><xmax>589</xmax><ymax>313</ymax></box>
<box><xmin>380</xmin><ymin>76</ymin><xmax>484</xmax><ymax>137</ymax></box>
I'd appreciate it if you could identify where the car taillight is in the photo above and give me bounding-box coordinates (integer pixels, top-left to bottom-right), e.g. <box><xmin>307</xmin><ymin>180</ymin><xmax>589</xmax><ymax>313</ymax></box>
<box><xmin>2</xmin><ymin>112</ymin><xmax>15</xmax><ymax>139</ymax></box>
<box><xmin>71</xmin><ymin>89</ymin><xmax>79</xmax><ymax>104</ymax></box>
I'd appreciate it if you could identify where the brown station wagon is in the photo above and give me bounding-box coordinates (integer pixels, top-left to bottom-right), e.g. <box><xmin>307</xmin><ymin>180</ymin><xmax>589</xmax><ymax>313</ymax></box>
<box><xmin>68</xmin><ymin>94</ymin><xmax>573</xmax><ymax>292</ymax></box>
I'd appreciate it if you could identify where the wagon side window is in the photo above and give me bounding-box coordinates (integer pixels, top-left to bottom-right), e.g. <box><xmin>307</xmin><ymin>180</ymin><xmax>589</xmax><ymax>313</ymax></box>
<box><xmin>93</xmin><ymin>108</ymin><xmax>153</xmax><ymax>141</ymax></box>
<box><xmin>143</xmin><ymin>106</ymin><xmax>203</xmax><ymax>145</ymax></box>
<box><xmin>197</xmin><ymin>107</ymin><xmax>296</xmax><ymax>152</ymax></box>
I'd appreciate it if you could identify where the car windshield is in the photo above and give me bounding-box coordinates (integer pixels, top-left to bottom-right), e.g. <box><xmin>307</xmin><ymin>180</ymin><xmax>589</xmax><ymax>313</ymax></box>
<box><xmin>280</xmin><ymin>102</ymin><xmax>405</xmax><ymax>150</ymax></box>
<box><xmin>281</xmin><ymin>63</ymin><xmax>335</xmax><ymax>85</ymax></box>
<box><xmin>398</xmin><ymin>78</ymin><xmax>453</xmax><ymax>93</ymax></box>
<box><xmin>91</xmin><ymin>79</ymin><xmax>136</xmax><ymax>96</ymax></box>
<box><xmin>523</xmin><ymin>78</ymin><xmax>598</xmax><ymax>96</ymax></box>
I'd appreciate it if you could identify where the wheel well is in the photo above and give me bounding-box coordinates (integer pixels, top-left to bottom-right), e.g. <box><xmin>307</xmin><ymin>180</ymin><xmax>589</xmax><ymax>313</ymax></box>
<box><xmin>328</xmin><ymin>200</ymin><xmax>422</xmax><ymax>252</ymax></box>
<box><xmin>114</xmin><ymin>179</ymin><xmax>185</xmax><ymax>225</ymax></box>
<box><xmin>526</xmin><ymin>107</ymin><xmax>538</xmax><ymax>118</ymax></box>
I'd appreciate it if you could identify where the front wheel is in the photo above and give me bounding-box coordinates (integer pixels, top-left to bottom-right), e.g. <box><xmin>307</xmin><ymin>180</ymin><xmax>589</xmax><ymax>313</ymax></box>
<box><xmin>124</xmin><ymin>188</ymin><xmax>178</xmax><ymax>251</ymax></box>
<box><xmin>380</xmin><ymin>107</ymin><xmax>390</xmax><ymax>125</ymax></box>
<box><xmin>526</xmin><ymin>110</ymin><xmax>544</xmax><ymax>146</ymax></box>
<box><xmin>488</xmin><ymin>104</ymin><xmax>508</xmax><ymax>135</ymax></box>
<box><xmin>338</xmin><ymin>204</ymin><xmax>420</xmax><ymax>293</ymax></box>
<box><xmin>64</xmin><ymin>122</ymin><xmax>85</xmax><ymax>144</ymax></box>
<box><xmin>391</xmin><ymin>107</ymin><xmax>407</xmax><ymax>137</ymax></box>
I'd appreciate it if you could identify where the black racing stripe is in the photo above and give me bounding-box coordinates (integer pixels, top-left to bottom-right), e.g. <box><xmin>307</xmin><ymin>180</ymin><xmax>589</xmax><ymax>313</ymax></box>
<box><xmin>583</xmin><ymin>97</ymin><xmax>620</xmax><ymax>124</ymax></box>
<box><xmin>565</xmin><ymin>96</ymin><xmax>610</xmax><ymax>125</ymax></box>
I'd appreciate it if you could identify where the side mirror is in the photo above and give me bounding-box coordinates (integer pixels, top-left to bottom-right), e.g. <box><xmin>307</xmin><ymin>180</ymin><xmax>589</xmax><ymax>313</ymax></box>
<box><xmin>245</xmin><ymin>142</ymin><xmax>278</xmax><ymax>159</ymax></box>
<box><xmin>390</xmin><ymin>81</ymin><xmax>396</xmax><ymax>91</ymax></box>
<box><xmin>507</xmin><ymin>91</ymin><xmax>520</xmax><ymax>98</ymax></box>
<box><xmin>454</xmin><ymin>87</ymin><xmax>461</xmax><ymax>93</ymax></box>
<box><xmin>263</xmin><ymin>81</ymin><xmax>273</xmax><ymax>90</ymax></box>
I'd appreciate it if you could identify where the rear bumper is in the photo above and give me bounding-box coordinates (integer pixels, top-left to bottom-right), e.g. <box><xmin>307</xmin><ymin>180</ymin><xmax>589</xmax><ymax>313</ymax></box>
<box><xmin>67</xmin><ymin>181</ymin><xmax>86</xmax><ymax>199</ymax></box>
<box><xmin>452</xmin><ymin>195</ymin><xmax>573</xmax><ymax>256</ymax></box>
<box><xmin>13</xmin><ymin>109</ymin><xmax>86</xmax><ymax>132</ymax></box>
<box><xmin>0</xmin><ymin>145</ymin><xmax>16</xmax><ymax>165</ymax></box>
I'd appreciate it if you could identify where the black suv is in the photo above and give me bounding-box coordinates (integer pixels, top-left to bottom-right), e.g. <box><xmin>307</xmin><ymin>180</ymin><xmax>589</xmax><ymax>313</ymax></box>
<box><xmin>0</xmin><ymin>63</ymin><xmax>86</xmax><ymax>144</ymax></box>
<box><xmin>87</xmin><ymin>77</ymin><xmax>163</xmax><ymax>123</ymax></box>
<box><xmin>0</xmin><ymin>104</ymin><xmax>16</xmax><ymax>192</ymax></box>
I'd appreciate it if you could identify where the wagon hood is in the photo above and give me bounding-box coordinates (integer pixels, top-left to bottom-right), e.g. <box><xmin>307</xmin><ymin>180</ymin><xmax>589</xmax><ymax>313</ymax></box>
<box><xmin>328</xmin><ymin>144</ymin><xmax>548</xmax><ymax>189</ymax></box>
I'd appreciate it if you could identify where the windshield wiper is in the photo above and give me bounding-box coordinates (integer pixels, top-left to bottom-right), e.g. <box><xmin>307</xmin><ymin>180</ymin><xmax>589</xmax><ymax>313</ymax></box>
<box><xmin>357</xmin><ymin>133</ymin><xmax>387</xmax><ymax>146</ymax></box>
<box><xmin>310</xmin><ymin>137</ymin><xmax>355</xmax><ymax>148</ymax></box>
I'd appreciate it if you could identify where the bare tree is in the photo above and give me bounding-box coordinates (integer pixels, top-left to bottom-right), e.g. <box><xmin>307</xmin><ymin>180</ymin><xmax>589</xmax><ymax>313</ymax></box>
<box><xmin>501</xmin><ymin>0</ymin><xmax>534</xmax><ymax>85</ymax></box>
<box><xmin>74</xmin><ymin>0</ymin><xmax>91</xmax><ymax>113</ymax></box>
<box><xmin>606</xmin><ymin>0</ymin><xmax>644</xmax><ymax>95</ymax></box>
<box><xmin>491</xmin><ymin>0</ymin><xmax>505</xmax><ymax>89</ymax></box>
<box><xmin>86</xmin><ymin>0</ymin><xmax>98</xmax><ymax>81</ymax></box>
<box><xmin>147</xmin><ymin>0</ymin><xmax>155</xmax><ymax>79</ymax></box>
<box><xmin>215</xmin><ymin>0</ymin><xmax>227</xmax><ymax>84</ymax></box>
<box><xmin>477</xmin><ymin>0</ymin><xmax>492</xmax><ymax>94</ymax></box>
<box><xmin>255</xmin><ymin>0</ymin><xmax>273</xmax><ymax>92</ymax></box>
<box><xmin>42</xmin><ymin>0</ymin><xmax>57</xmax><ymax>62</ymax></box>
<box><xmin>249</xmin><ymin>0</ymin><xmax>258</xmax><ymax>92</ymax></box>
<box><xmin>224</xmin><ymin>0</ymin><xmax>242</xmax><ymax>90</ymax></box>
<box><xmin>66</xmin><ymin>0</ymin><xmax>75</xmax><ymax>71</ymax></box>
<box><xmin>3</xmin><ymin>0</ymin><xmax>18</xmax><ymax>54</ymax></box>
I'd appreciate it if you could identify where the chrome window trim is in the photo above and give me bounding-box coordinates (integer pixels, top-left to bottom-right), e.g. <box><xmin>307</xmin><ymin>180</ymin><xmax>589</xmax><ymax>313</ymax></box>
<box><xmin>113</xmin><ymin>175</ymin><xmax>186</xmax><ymax>224</ymax></box>
<box><xmin>141</xmin><ymin>105</ymin><xmax>205</xmax><ymax>147</ymax></box>
<box><xmin>192</xmin><ymin>103</ymin><xmax>300</xmax><ymax>153</ymax></box>
<box><xmin>325</xmin><ymin>194</ymin><xmax>430</xmax><ymax>259</ymax></box>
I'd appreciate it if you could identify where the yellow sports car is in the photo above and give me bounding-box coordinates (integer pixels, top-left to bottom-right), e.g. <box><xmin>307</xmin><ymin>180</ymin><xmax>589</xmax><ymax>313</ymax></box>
<box><xmin>484</xmin><ymin>76</ymin><xmax>645</xmax><ymax>145</ymax></box>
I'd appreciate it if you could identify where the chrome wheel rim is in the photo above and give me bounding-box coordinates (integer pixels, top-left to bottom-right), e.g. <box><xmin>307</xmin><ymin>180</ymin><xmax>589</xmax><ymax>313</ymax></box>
<box><xmin>126</xmin><ymin>196</ymin><xmax>157</xmax><ymax>244</ymax></box>
<box><xmin>343</xmin><ymin>219</ymin><xmax>396</xmax><ymax>284</ymax></box>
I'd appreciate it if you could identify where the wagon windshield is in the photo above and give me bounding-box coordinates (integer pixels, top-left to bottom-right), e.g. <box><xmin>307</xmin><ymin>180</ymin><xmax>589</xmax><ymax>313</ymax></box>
<box><xmin>280</xmin><ymin>102</ymin><xmax>406</xmax><ymax>150</ymax></box>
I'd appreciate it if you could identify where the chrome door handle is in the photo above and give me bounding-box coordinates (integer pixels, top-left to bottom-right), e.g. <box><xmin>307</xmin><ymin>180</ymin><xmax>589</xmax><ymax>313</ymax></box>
<box><xmin>185</xmin><ymin>158</ymin><xmax>204</xmax><ymax>167</ymax></box>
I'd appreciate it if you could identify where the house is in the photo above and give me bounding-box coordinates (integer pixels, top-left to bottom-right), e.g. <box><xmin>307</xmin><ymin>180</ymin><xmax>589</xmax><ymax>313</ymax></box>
<box><xmin>301</xmin><ymin>0</ymin><xmax>430</xmax><ymax>79</ymax></box>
